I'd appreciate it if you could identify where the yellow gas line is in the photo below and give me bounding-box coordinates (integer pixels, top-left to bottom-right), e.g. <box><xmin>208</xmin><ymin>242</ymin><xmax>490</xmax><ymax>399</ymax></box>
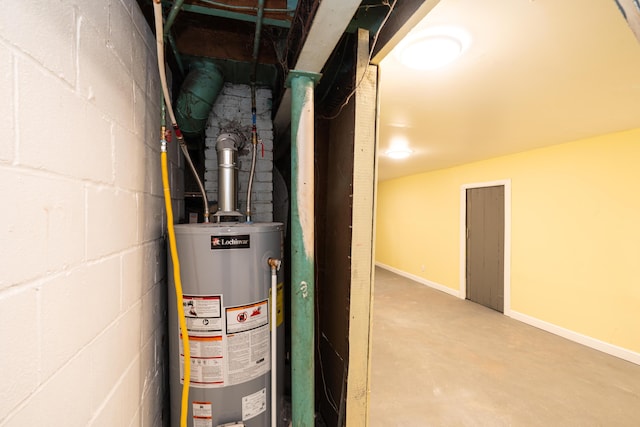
<box><xmin>161</xmin><ymin>146</ymin><xmax>191</xmax><ymax>427</ymax></box>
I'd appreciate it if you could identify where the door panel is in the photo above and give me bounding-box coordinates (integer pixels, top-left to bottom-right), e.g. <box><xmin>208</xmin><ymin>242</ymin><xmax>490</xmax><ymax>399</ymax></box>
<box><xmin>466</xmin><ymin>186</ymin><xmax>505</xmax><ymax>312</ymax></box>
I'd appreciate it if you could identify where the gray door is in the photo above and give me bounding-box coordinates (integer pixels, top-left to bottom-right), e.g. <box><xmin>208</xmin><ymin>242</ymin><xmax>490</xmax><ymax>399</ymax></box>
<box><xmin>466</xmin><ymin>186</ymin><xmax>505</xmax><ymax>312</ymax></box>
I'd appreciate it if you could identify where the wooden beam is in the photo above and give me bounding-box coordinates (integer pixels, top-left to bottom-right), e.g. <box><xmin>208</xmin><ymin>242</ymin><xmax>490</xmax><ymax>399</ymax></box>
<box><xmin>346</xmin><ymin>27</ymin><xmax>378</xmax><ymax>427</ymax></box>
<box><xmin>371</xmin><ymin>0</ymin><xmax>441</xmax><ymax>64</ymax></box>
<box><xmin>175</xmin><ymin>24</ymin><xmax>279</xmax><ymax>64</ymax></box>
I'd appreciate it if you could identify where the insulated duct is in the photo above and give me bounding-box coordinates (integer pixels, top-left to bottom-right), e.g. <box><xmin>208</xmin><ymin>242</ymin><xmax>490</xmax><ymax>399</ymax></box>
<box><xmin>175</xmin><ymin>60</ymin><xmax>224</xmax><ymax>136</ymax></box>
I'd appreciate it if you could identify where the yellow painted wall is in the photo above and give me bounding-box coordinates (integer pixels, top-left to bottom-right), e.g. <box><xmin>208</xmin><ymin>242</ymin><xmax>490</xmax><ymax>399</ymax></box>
<box><xmin>376</xmin><ymin>128</ymin><xmax>640</xmax><ymax>353</ymax></box>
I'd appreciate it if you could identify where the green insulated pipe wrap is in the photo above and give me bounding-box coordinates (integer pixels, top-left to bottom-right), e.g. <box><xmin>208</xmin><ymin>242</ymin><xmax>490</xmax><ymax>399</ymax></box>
<box><xmin>175</xmin><ymin>60</ymin><xmax>224</xmax><ymax>136</ymax></box>
<box><xmin>287</xmin><ymin>70</ymin><xmax>321</xmax><ymax>427</ymax></box>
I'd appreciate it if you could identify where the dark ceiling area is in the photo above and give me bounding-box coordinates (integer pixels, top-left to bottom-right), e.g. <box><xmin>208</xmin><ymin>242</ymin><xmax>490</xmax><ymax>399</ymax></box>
<box><xmin>135</xmin><ymin>0</ymin><xmax>403</xmax><ymax>124</ymax></box>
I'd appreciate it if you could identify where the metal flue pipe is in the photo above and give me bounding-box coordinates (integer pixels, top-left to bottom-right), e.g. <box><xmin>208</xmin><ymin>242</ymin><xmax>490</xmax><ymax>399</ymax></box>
<box><xmin>215</xmin><ymin>132</ymin><xmax>242</xmax><ymax>218</ymax></box>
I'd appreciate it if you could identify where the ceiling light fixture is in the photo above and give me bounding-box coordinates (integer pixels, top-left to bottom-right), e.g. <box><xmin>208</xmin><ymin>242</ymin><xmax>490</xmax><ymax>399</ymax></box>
<box><xmin>385</xmin><ymin>148</ymin><xmax>413</xmax><ymax>159</ymax></box>
<box><xmin>397</xmin><ymin>27</ymin><xmax>469</xmax><ymax>70</ymax></box>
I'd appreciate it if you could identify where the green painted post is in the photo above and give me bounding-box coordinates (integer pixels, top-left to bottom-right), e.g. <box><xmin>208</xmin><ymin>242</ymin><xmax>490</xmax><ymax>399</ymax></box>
<box><xmin>286</xmin><ymin>70</ymin><xmax>321</xmax><ymax>427</ymax></box>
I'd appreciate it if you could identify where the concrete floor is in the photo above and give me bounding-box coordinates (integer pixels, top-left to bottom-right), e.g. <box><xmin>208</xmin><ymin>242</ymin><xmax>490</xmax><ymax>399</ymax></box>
<box><xmin>369</xmin><ymin>267</ymin><xmax>640</xmax><ymax>426</ymax></box>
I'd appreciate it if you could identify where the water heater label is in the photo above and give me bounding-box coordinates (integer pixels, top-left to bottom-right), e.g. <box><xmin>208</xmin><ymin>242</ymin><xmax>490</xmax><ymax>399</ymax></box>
<box><xmin>225</xmin><ymin>300</ymin><xmax>271</xmax><ymax>385</ymax></box>
<box><xmin>211</xmin><ymin>234</ymin><xmax>250</xmax><ymax>250</ymax></box>
<box><xmin>183</xmin><ymin>295</ymin><xmax>223</xmax><ymax>336</ymax></box>
<box><xmin>242</xmin><ymin>388</ymin><xmax>267</xmax><ymax>421</ymax></box>
<box><xmin>192</xmin><ymin>401</ymin><xmax>212</xmax><ymax>427</ymax></box>
<box><xmin>226</xmin><ymin>300</ymin><xmax>269</xmax><ymax>334</ymax></box>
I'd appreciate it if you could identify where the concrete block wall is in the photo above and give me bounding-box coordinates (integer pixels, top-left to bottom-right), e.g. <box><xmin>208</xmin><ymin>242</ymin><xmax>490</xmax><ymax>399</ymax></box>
<box><xmin>205</xmin><ymin>83</ymin><xmax>274</xmax><ymax>222</ymax></box>
<box><xmin>0</xmin><ymin>1</ymin><xmax>177</xmax><ymax>426</ymax></box>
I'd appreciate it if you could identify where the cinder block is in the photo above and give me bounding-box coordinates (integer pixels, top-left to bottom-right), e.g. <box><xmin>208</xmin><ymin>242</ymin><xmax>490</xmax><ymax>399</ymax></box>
<box><xmin>77</xmin><ymin>17</ymin><xmax>134</xmax><ymax>131</ymax></box>
<box><xmin>252</xmin><ymin>201</ymin><xmax>272</xmax><ymax>212</ymax></box>
<box><xmin>204</xmin><ymin>158</ymin><xmax>217</xmax><ymax>170</ymax></box>
<box><xmin>258</xmin><ymin>127</ymin><xmax>274</xmax><ymax>141</ymax></box>
<box><xmin>107</xmin><ymin>0</ymin><xmax>133</xmax><ymax>75</ymax></box>
<box><xmin>0</xmin><ymin>286</ymin><xmax>39</xmax><ymax>422</ymax></box>
<box><xmin>140</xmin><ymin>371</ymin><xmax>164</xmax><ymax>427</ymax></box>
<box><xmin>256</xmin><ymin>119</ymin><xmax>273</xmax><ymax>132</ymax></box>
<box><xmin>0</xmin><ymin>169</ymin><xmax>85</xmax><ymax>289</ymax></box>
<box><xmin>260</xmin><ymin>135</ymin><xmax>274</xmax><ymax>151</ymax></box>
<box><xmin>88</xmin><ymin>355</ymin><xmax>142</xmax><ymax>427</ymax></box>
<box><xmin>17</xmin><ymin>58</ymin><xmax>113</xmax><ymax>183</ymax></box>
<box><xmin>121</xmin><ymin>246</ymin><xmax>145</xmax><ymax>310</ymax></box>
<box><xmin>143</xmin><ymin>145</ymin><xmax>162</xmax><ymax>197</ymax></box>
<box><xmin>3</xmin><ymin>350</ymin><xmax>93</xmax><ymax>427</ymax></box>
<box><xmin>114</xmin><ymin>123</ymin><xmax>145</xmax><ymax>193</ymax></box>
<box><xmin>138</xmin><ymin>193</ymin><xmax>164</xmax><ymax>244</ymax></box>
<box><xmin>150</xmin><ymin>238</ymin><xmax>167</xmax><ymax>286</ymax></box>
<box><xmin>145</xmin><ymin>54</ymin><xmax>161</xmax><ymax>109</ymax></box>
<box><xmin>170</xmin><ymin>160</ymin><xmax>184</xmax><ymax>200</ymax></box>
<box><xmin>222</xmin><ymin>83</ymin><xmax>249</xmax><ymax>98</ymax></box>
<box><xmin>255</xmin><ymin>172</ymin><xmax>273</xmax><ymax>183</ymax></box>
<box><xmin>255</xmin><ymin>159</ymin><xmax>273</xmax><ymax>172</ymax></box>
<box><xmin>40</xmin><ymin>257</ymin><xmax>121</xmax><ymax>380</ymax></box>
<box><xmin>138</xmin><ymin>335</ymin><xmax>155</xmax><ymax>405</ymax></box>
<box><xmin>128</xmin><ymin>409</ymin><xmax>142</xmax><ymax>427</ymax></box>
<box><xmin>212</xmin><ymin>99</ymin><xmax>239</xmax><ymax>117</ymax></box>
<box><xmin>131</xmin><ymin>32</ymin><xmax>151</xmax><ymax>94</ymax></box>
<box><xmin>131</xmin><ymin>0</ymin><xmax>155</xmax><ymax>52</ymax></box>
<box><xmin>71</xmin><ymin>0</ymin><xmax>109</xmax><ymax>39</ymax></box>
<box><xmin>256</xmin><ymin>90</ymin><xmax>272</xmax><ymax>114</ymax></box>
<box><xmin>0</xmin><ymin>42</ymin><xmax>14</xmax><ymax>163</ymax></box>
<box><xmin>0</xmin><ymin>0</ymin><xmax>76</xmax><ymax>86</ymax></box>
<box><xmin>88</xmin><ymin>301</ymin><xmax>141</xmax><ymax>413</ymax></box>
<box><xmin>86</xmin><ymin>185</ymin><xmax>138</xmax><ymax>260</ymax></box>
<box><xmin>133</xmin><ymin>83</ymin><xmax>148</xmax><ymax>140</ymax></box>
<box><xmin>257</xmin><ymin>150</ymin><xmax>274</xmax><ymax>161</ymax></box>
<box><xmin>251</xmin><ymin>182</ymin><xmax>273</xmax><ymax>193</ymax></box>
<box><xmin>90</xmin><ymin>340</ymin><xmax>144</xmax><ymax>427</ymax></box>
<box><xmin>254</xmin><ymin>191</ymin><xmax>273</xmax><ymax>202</ymax></box>
<box><xmin>239</xmin><ymin>97</ymin><xmax>252</xmax><ymax>113</ymax></box>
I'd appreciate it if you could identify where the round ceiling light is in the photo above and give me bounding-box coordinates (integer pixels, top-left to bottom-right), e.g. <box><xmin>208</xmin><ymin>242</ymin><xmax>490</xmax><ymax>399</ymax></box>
<box><xmin>385</xmin><ymin>148</ymin><xmax>413</xmax><ymax>159</ymax></box>
<box><xmin>396</xmin><ymin>26</ymin><xmax>470</xmax><ymax>71</ymax></box>
<box><xmin>399</xmin><ymin>35</ymin><xmax>463</xmax><ymax>70</ymax></box>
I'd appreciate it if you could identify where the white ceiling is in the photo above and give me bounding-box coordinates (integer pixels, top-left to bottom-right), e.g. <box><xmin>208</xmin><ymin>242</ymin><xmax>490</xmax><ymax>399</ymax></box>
<box><xmin>376</xmin><ymin>0</ymin><xmax>640</xmax><ymax>181</ymax></box>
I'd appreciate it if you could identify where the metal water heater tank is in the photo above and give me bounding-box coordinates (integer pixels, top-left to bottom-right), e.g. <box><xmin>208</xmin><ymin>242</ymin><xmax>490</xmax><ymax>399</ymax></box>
<box><xmin>168</xmin><ymin>222</ymin><xmax>285</xmax><ymax>427</ymax></box>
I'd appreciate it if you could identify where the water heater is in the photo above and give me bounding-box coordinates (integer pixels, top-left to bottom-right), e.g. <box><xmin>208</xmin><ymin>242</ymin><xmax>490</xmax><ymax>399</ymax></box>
<box><xmin>168</xmin><ymin>222</ymin><xmax>284</xmax><ymax>427</ymax></box>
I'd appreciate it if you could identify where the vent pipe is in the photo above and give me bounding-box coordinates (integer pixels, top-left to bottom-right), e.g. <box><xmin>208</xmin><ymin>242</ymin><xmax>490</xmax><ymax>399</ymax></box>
<box><xmin>214</xmin><ymin>132</ymin><xmax>244</xmax><ymax>221</ymax></box>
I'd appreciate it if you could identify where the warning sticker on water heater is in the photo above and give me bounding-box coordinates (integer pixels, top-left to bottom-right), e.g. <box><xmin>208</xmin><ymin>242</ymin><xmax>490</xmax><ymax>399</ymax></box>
<box><xmin>192</xmin><ymin>401</ymin><xmax>212</xmax><ymax>427</ymax></box>
<box><xmin>180</xmin><ymin>294</ymin><xmax>226</xmax><ymax>388</ymax></box>
<box><xmin>180</xmin><ymin>356</ymin><xmax>224</xmax><ymax>387</ymax></box>
<box><xmin>183</xmin><ymin>295</ymin><xmax>222</xmax><ymax>336</ymax></box>
<box><xmin>178</xmin><ymin>297</ymin><xmax>272</xmax><ymax>388</ymax></box>
<box><xmin>226</xmin><ymin>300</ymin><xmax>269</xmax><ymax>334</ymax></box>
<box><xmin>225</xmin><ymin>300</ymin><xmax>270</xmax><ymax>385</ymax></box>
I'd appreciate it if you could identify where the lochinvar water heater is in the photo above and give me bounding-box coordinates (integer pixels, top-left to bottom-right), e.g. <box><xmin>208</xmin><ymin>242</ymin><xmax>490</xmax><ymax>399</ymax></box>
<box><xmin>168</xmin><ymin>222</ymin><xmax>284</xmax><ymax>427</ymax></box>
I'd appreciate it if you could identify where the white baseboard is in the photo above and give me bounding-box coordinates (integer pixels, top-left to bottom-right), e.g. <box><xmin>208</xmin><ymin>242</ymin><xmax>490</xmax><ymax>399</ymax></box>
<box><xmin>509</xmin><ymin>310</ymin><xmax>640</xmax><ymax>366</ymax></box>
<box><xmin>375</xmin><ymin>262</ymin><xmax>460</xmax><ymax>298</ymax></box>
<box><xmin>374</xmin><ymin>262</ymin><xmax>639</xmax><ymax>366</ymax></box>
